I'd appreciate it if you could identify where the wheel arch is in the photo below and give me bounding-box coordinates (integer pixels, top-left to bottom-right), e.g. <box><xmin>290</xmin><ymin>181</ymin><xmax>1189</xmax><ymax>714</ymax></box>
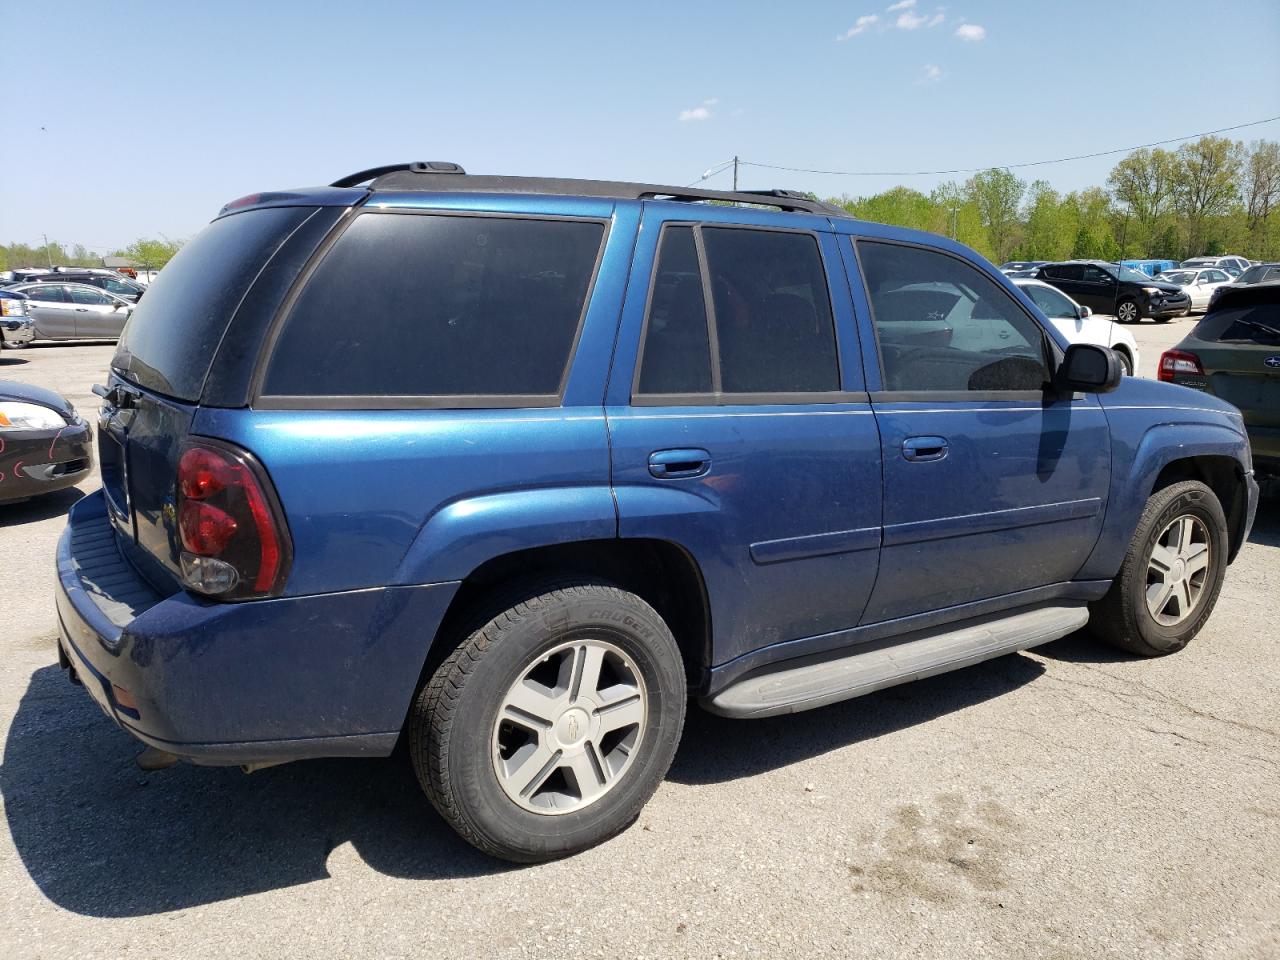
<box><xmin>416</xmin><ymin>537</ymin><xmax>713</xmax><ymax>702</ymax></box>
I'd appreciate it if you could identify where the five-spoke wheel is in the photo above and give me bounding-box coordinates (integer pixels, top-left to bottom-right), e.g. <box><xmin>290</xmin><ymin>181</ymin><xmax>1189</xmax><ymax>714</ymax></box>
<box><xmin>493</xmin><ymin>639</ymin><xmax>647</xmax><ymax>814</ymax></box>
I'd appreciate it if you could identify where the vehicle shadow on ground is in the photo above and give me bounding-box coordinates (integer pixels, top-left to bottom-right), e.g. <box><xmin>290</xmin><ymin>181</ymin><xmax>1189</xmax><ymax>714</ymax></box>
<box><xmin>0</xmin><ymin>487</ymin><xmax>83</xmax><ymax>527</ymax></box>
<box><xmin>0</xmin><ymin>354</ymin><xmax>30</xmax><ymax>366</ymax></box>
<box><xmin>1</xmin><ymin>665</ymin><xmax>505</xmax><ymax>918</ymax></box>
<box><xmin>4</xmin><ymin>649</ymin><xmax>1046</xmax><ymax>917</ymax></box>
<box><xmin>669</xmin><ymin>651</ymin><xmax>1046</xmax><ymax>786</ymax></box>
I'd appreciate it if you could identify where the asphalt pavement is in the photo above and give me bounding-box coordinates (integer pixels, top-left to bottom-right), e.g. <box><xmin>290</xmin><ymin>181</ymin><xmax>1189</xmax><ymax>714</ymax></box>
<box><xmin>0</xmin><ymin>327</ymin><xmax>1276</xmax><ymax>960</ymax></box>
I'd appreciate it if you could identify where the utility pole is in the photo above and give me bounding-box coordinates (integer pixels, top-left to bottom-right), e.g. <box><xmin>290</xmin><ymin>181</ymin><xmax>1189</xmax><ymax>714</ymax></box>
<box><xmin>732</xmin><ymin>156</ymin><xmax>739</xmax><ymax>192</ymax></box>
<box><xmin>950</xmin><ymin>206</ymin><xmax>959</xmax><ymax>240</ymax></box>
<box><xmin>42</xmin><ymin>233</ymin><xmax>54</xmax><ymax>268</ymax></box>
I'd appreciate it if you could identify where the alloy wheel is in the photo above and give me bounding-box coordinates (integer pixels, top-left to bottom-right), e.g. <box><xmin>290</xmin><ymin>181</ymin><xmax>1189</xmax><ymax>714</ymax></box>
<box><xmin>1145</xmin><ymin>515</ymin><xmax>1211</xmax><ymax>626</ymax></box>
<box><xmin>492</xmin><ymin>638</ymin><xmax>647</xmax><ymax>814</ymax></box>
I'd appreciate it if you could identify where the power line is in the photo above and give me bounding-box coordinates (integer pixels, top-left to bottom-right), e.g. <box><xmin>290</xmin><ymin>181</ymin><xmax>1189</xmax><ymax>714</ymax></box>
<box><xmin>732</xmin><ymin>114</ymin><xmax>1280</xmax><ymax>178</ymax></box>
<box><xmin>686</xmin><ymin>159</ymin><xmax>735</xmax><ymax>186</ymax></box>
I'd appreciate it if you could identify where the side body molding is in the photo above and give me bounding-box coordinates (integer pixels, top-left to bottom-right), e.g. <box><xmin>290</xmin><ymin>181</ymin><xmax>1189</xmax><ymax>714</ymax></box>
<box><xmin>393</xmin><ymin>486</ymin><xmax>619</xmax><ymax>585</ymax></box>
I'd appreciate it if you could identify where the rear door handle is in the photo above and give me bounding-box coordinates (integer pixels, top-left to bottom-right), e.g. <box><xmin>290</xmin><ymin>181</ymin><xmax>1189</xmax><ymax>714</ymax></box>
<box><xmin>902</xmin><ymin>436</ymin><xmax>948</xmax><ymax>462</ymax></box>
<box><xmin>648</xmin><ymin>448</ymin><xmax>712</xmax><ymax>479</ymax></box>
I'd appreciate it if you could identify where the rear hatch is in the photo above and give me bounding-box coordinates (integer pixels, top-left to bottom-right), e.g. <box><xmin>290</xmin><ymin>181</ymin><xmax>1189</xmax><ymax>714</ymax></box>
<box><xmin>101</xmin><ymin>205</ymin><xmax>324</xmax><ymax>589</ymax></box>
<box><xmin>1190</xmin><ymin>302</ymin><xmax>1280</xmax><ymax>431</ymax></box>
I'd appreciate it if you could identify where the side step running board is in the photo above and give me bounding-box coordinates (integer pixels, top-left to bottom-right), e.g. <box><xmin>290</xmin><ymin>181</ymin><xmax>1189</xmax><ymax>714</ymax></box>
<box><xmin>703</xmin><ymin>605</ymin><xmax>1088</xmax><ymax>719</ymax></box>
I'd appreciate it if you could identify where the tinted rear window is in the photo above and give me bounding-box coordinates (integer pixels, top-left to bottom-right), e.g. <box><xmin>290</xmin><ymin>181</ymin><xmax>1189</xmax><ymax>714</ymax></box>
<box><xmin>261</xmin><ymin>213</ymin><xmax>605</xmax><ymax>401</ymax></box>
<box><xmin>112</xmin><ymin>206</ymin><xmax>313</xmax><ymax>400</ymax></box>
<box><xmin>1196</xmin><ymin>304</ymin><xmax>1280</xmax><ymax>345</ymax></box>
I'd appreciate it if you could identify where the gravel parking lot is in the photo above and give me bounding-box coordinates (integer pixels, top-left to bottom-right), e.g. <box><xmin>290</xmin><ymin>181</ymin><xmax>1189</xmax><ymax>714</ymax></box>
<box><xmin>1</xmin><ymin>325</ymin><xmax>1276</xmax><ymax>960</ymax></box>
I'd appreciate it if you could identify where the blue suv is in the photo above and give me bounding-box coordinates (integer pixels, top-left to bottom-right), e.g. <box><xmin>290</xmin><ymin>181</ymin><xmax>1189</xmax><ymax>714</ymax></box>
<box><xmin>56</xmin><ymin>162</ymin><xmax>1259</xmax><ymax>862</ymax></box>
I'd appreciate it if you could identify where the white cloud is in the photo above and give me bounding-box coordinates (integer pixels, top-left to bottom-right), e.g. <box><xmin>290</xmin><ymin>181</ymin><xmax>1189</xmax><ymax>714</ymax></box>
<box><xmin>678</xmin><ymin>98</ymin><xmax>718</xmax><ymax>122</ymax></box>
<box><xmin>926</xmin><ymin>12</ymin><xmax>945</xmax><ymax>26</ymax></box>
<box><xmin>886</xmin><ymin>0</ymin><xmax>915</xmax><ymax>10</ymax></box>
<box><xmin>836</xmin><ymin>13</ymin><xmax>879</xmax><ymax>39</ymax></box>
<box><xmin>896</xmin><ymin>10</ymin><xmax>927</xmax><ymax>28</ymax></box>
<box><xmin>919</xmin><ymin>63</ymin><xmax>943</xmax><ymax>83</ymax></box>
<box><xmin>954</xmin><ymin>22</ymin><xmax>986</xmax><ymax>40</ymax></box>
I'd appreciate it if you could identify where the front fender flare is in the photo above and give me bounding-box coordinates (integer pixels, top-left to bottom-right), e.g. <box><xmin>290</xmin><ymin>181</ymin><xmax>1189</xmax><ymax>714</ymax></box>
<box><xmin>1077</xmin><ymin>420</ymin><xmax>1250</xmax><ymax>580</ymax></box>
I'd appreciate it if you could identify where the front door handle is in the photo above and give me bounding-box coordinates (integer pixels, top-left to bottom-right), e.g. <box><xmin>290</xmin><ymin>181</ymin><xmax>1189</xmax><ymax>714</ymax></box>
<box><xmin>648</xmin><ymin>448</ymin><xmax>712</xmax><ymax>479</ymax></box>
<box><xmin>902</xmin><ymin>436</ymin><xmax>948</xmax><ymax>462</ymax></box>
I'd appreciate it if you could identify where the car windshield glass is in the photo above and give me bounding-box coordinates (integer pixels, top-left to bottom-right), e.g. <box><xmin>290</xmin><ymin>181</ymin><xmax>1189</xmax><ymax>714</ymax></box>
<box><xmin>1116</xmin><ymin>266</ymin><xmax>1151</xmax><ymax>283</ymax></box>
<box><xmin>1237</xmin><ymin>266</ymin><xmax>1269</xmax><ymax>283</ymax></box>
<box><xmin>1162</xmin><ymin>272</ymin><xmax>1195</xmax><ymax>285</ymax></box>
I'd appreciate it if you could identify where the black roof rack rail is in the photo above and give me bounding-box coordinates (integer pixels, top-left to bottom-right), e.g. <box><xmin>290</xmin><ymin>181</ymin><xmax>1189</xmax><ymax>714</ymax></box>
<box><xmin>360</xmin><ymin>168</ymin><xmax>847</xmax><ymax>217</ymax></box>
<box><xmin>331</xmin><ymin>161</ymin><xmax>466</xmax><ymax>188</ymax></box>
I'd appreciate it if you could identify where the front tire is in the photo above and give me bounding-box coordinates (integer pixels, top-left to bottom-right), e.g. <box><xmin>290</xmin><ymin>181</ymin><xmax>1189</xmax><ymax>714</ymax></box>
<box><xmin>1089</xmin><ymin>480</ymin><xmax>1228</xmax><ymax>657</ymax></box>
<box><xmin>409</xmin><ymin>581</ymin><xmax>687</xmax><ymax>862</ymax></box>
<box><xmin>1114</xmin><ymin>348</ymin><xmax>1134</xmax><ymax>376</ymax></box>
<box><xmin>1115</xmin><ymin>298</ymin><xmax>1139</xmax><ymax>324</ymax></box>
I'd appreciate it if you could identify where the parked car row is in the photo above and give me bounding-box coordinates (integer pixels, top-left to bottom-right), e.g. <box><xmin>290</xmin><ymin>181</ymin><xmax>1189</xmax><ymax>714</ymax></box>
<box><xmin>0</xmin><ymin>281</ymin><xmax>135</xmax><ymax>345</ymax></box>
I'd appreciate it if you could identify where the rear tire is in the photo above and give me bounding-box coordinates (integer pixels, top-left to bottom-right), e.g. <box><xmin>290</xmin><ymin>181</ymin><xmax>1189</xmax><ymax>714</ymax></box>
<box><xmin>1115</xmin><ymin>349</ymin><xmax>1134</xmax><ymax>376</ymax></box>
<box><xmin>409</xmin><ymin>581</ymin><xmax>687</xmax><ymax>862</ymax></box>
<box><xmin>1089</xmin><ymin>480</ymin><xmax>1228</xmax><ymax>657</ymax></box>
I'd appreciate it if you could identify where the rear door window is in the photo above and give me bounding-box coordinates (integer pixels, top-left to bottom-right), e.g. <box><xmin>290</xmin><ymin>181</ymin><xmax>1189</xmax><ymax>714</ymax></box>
<box><xmin>634</xmin><ymin>225</ymin><xmax>840</xmax><ymax>400</ymax></box>
<box><xmin>261</xmin><ymin>213</ymin><xmax>605</xmax><ymax>404</ymax></box>
<box><xmin>29</xmin><ymin>284</ymin><xmax>68</xmax><ymax>302</ymax></box>
<box><xmin>113</xmin><ymin>206</ymin><xmax>314</xmax><ymax>400</ymax></box>
<box><xmin>1196</xmin><ymin>304</ymin><xmax>1280</xmax><ymax>344</ymax></box>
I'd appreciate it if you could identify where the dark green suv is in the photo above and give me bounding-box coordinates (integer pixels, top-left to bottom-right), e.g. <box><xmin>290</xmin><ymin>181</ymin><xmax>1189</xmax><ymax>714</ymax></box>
<box><xmin>1161</xmin><ymin>284</ymin><xmax>1280</xmax><ymax>480</ymax></box>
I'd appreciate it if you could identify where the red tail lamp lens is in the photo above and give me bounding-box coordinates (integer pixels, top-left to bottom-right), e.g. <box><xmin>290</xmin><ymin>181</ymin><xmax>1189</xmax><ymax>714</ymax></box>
<box><xmin>178</xmin><ymin>447</ymin><xmax>229</xmax><ymax>500</ymax></box>
<box><xmin>175</xmin><ymin>441</ymin><xmax>290</xmax><ymax>599</ymax></box>
<box><xmin>179</xmin><ymin>501</ymin><xmax>239</xmax><ymax>555</ymax></box>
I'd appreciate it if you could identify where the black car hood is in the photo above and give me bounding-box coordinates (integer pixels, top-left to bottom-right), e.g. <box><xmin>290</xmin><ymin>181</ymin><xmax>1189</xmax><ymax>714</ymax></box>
<box><xmin>0</xmin><ymin>379</ymin><xmax>76</xmax><ymax>417</ymax></box>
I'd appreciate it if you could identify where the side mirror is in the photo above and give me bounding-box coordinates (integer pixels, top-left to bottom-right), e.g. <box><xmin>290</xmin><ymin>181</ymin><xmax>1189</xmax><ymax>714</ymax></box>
<box><xmin>1057</xmin><ymin>343</ymin><xmax>1121</xmax><ymax>394</ymax></box>
<box><xmin>1076</xmin><ymin>304</ymin><xmax>1092</xmax><ymax>318</ymax></box>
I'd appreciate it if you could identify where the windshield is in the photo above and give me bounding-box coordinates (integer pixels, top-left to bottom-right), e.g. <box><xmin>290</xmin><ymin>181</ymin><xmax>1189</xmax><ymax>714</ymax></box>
<box><xmin>1237</xmin><ymin>266</ymin><xmax>1273</xmax><ymax>283</ymax></box>
<box><xmin>1116</xmin><ymin>266</ymin><xmax>1153</xmax><ymax>283</ymax></box>
<box><xmin>1162</xmin><ymin>271</ymin><xmax>1195</xmax><ymax>286</ymax></box>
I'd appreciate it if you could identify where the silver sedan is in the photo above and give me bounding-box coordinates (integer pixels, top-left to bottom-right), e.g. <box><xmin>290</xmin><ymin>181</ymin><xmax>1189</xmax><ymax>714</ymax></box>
<box><xmin>4</xmin><ymin>282</ymin><xmax>134</xmax><ymax>341</ymax></box>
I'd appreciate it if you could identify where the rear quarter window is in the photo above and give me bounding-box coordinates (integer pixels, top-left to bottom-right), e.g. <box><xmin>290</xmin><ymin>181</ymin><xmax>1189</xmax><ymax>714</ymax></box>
<box><xmin>112</xmin><ymin>206</ymin><xmax>315</xmax><ymax>400</ymax></box>
<box><xmin>260</xmin><ymin>212</ymin><xmax>605</xmax><ymax>404</ymax></box>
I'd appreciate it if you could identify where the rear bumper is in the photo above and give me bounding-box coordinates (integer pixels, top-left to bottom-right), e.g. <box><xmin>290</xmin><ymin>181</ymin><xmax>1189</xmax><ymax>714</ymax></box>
<box><xmin>0</xmin><ymin>421</ymin><xmax>92</xmax><ymax>503</ymax></box>
<box><xmin>55</xmin><ymin>491</ymin><xmax>459</xmax><ymax>765</ymax></box>
<box><xmin>1245</xmin><ymin>425</ymin><xmax>1280</xmax><ymax>476</ymax></box>
<box><xmin>1</xmin><ymin>318</ymin><xmax>35</xmax><ymax>345</ymax></box>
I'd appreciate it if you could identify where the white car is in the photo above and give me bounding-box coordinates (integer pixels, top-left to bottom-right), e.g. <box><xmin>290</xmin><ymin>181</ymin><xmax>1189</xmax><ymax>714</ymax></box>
<box><xmin>1014</xmin><ymin>278</ymin><xmax>1141</xmax><ymax>376</ymax></box>
<box><xmin>1180</xmin><ymin>255</ymin><xmax>1250</xmax><ymax>276</ymax></box>
<box><xmin>1154</xmin><ymin>267</ymin><xmax>1234</xmax><ymax>312</ymax></box>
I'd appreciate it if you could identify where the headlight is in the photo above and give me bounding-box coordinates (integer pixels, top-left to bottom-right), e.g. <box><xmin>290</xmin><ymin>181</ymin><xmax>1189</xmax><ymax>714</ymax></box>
<box><xmin>1141</xmin><ymin>286</ymin><xmax>1163</xmax><ymax>296</ymax></box>
<box><xmin>0</xmin><ymin>401</ymin><xmax>66</xmax><ymax>431</ymax></box>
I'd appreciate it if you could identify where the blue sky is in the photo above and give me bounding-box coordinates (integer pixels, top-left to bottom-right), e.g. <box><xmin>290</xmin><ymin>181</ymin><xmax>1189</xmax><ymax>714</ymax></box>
<box><xmin>5</xmin><ymin>0</ymin><xmax>1279</xmax><ymax>250</ymax></box>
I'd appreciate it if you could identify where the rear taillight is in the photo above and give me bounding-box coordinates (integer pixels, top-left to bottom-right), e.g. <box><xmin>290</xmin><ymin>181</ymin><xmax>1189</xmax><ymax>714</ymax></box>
<box><xmin>1158</xmin><ymin>350</ymin><xmax>1204</xmax><ymax>382</ymax></box>
<box><xmin>176</xmin><ymin>440</ymin><xmax>290</xmax><ymax>599</ymax></box>
<box><xmin>0</xmin><ymin>299</ymin><xmax>25</xmax><ymax>317</ymax></box>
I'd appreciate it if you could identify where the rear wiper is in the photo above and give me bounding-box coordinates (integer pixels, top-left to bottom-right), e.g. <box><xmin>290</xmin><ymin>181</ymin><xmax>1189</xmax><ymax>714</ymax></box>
<box><xmin>1233</xmin><ymin>317</ymin><xmax>1280</xmax><ymax>338</ymax></box>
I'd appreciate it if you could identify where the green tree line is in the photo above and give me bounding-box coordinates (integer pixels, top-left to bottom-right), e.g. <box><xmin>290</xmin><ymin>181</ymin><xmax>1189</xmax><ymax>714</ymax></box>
<box><xmin>0</xmin><ymin>237</ymin><xmax>184</xmax><ymax>272</ymax></box>
<box><xmin>829</xmin><ymin>136</ymin><xmax>1280</xmax><ymax>265</ymax></box>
